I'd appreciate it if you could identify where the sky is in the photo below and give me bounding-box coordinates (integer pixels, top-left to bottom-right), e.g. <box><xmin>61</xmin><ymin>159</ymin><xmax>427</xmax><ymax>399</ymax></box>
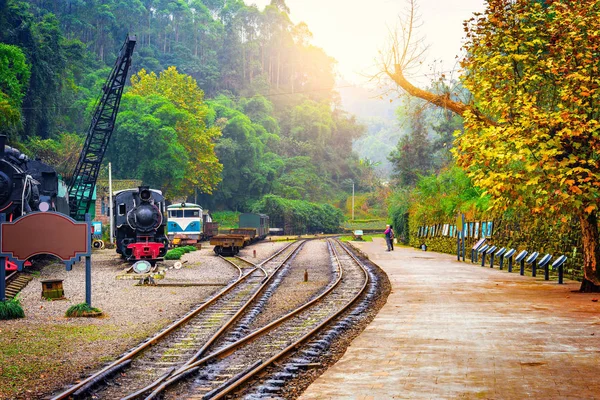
<box><xmin>250</xmin><ymin>0</ymin><xmax>487</xmax><ymax>86</ymax></box>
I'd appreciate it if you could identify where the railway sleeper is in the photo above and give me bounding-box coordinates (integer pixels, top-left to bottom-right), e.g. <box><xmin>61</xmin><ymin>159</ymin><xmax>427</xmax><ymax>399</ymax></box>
<box><xmin>257</xmin><ymin>384</ymin><xmax>282</xmax><ymax>394</ymax></box>
<box><xmin>264</xmin><ymin>379</ymin><xmax>286</xmax><ymax>387</ymax></box>
<box><xmin>284</xmin><ymin>365</ymin><xmax>300</xmax><ymax>373</ymax></box>
<box><xmin>272</xmin><ymin>371</ymin><xmax>296</xmax><ymax>380</ymax></box>
<box><xmin>300</xmin><ymin>349</ymin><xmax>320</xmax><ymax>358</ymax></box>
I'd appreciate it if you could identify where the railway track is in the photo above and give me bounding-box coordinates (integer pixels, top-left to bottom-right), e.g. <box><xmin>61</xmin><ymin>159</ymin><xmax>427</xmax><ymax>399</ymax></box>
<box><xmin>4</xmin><ymin>271</ymin><xmax>33</xmax><ymax>300</ymax></box>
<box><xmin>141</xmin><ymin>238</ymin><xmax>369</xmax><ymax>399</ymax></box>
<box><xmin>51</xmin><ymin>241</ymin><xmax>303</xmax><ymax>400</ymax></box>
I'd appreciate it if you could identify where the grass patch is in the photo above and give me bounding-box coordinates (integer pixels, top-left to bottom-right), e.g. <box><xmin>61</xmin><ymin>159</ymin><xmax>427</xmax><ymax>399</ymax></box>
<box><xmin>65</xmin><ymin>303</ymin><xmax>102</xmax><ymax>318</ymax></box>
<box><xmin>340</xmin><ymin>233</ymin><xmax>385</xmax><ymax>242</ymax></box>
<box><xmin>0</xmin><ymin>322</ymin><xmax>162</xmax><ymax>398</ymax></box>
<box><xmin>0</xmin><ymin>296</ymin><xmax>24</xmax><ymax>320</ymax></box>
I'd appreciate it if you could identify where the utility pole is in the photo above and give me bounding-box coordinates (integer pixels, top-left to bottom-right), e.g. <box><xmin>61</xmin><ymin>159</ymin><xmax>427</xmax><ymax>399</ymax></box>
<box><xmin>109</xmin><ymin>162</ymin><xmax>114</xmax><ymax>244</ymax></box>
<box><xmin>352</xmin><ymin>181</ymin><xmax>355</xmax><ymax>221</ymax></box>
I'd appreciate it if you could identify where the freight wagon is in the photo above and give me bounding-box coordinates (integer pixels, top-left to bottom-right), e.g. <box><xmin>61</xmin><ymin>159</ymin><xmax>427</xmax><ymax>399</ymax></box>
<box><xmin>210</xmin><ymin>213</ymin><xmax>269</xmax><ymax>255</ymax></box>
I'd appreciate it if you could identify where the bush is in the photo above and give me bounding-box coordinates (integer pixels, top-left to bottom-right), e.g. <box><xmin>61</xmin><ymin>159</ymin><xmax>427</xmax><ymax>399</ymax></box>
<box><xmin>165</xmin><ymin>248</ymin><xmax>185</xmax><ymax>260</ymax></box>
<box><xmin>65</xmin><ymin>303</ymin><xmax>102</xmax><ymax>318</ymax></box>
<box><xmin>0</xmin><ymin>296</ymin><xmax>25</xmax><ymax>320</ymax></box>
<box><xmin>252</xmin><ymin>195</ymin><xmax>344</xmax><ymax>234</ymax></box>
<box><xmin>165</xmin><ymin>245</ymin><xmax>197</xmax><ymax>259</ymax></box>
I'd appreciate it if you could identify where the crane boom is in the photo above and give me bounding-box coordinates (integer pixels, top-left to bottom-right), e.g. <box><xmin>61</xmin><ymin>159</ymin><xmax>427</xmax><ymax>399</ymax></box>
<box><xmin>68</xmin><ymin>35</ymin><xmax>136</xmax><ymax>221</ymax></box>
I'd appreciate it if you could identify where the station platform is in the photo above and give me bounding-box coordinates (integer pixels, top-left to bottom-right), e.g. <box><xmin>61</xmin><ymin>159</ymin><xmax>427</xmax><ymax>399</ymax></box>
<box><xmin>300</xmin><ymin>239</ymin><xmax>600</xmax><ymax>399</ymax></box>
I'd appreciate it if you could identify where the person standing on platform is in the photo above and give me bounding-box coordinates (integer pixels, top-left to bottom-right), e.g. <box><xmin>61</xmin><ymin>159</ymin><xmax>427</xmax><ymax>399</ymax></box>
<box><xmin>384</xmin><ymin>224</ymin><xmax>393</xmax><ymax>251</ymax></box>
<box><xmin>390</xmin><ymin>226</ymin><xmax>395</xmax><ymax>251</ymax></box>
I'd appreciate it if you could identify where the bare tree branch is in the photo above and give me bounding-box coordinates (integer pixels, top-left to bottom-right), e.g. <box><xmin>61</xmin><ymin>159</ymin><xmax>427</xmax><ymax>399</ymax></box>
<box><xmin>379</xmin><ymin>0</ymin><xmax>497</xmax><ymax>127</ymax></box>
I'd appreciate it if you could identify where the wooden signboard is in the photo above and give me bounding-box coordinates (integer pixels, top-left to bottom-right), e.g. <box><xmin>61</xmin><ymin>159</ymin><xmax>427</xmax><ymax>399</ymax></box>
<box><xmin>0</xmin><ymin>212</ymin><xmax>92</xmax><ymax>304</ymax></box>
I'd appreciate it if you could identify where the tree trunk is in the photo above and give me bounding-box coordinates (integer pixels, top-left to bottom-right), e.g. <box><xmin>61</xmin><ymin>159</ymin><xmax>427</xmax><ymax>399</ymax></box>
<box><xmin>579</xmin><ymin>211</ymin><xmax>600</xmax><ymax>292</ymax></box>
<box><xmin>276</xmin><ymin>52</ymin><xmax>281</xmax><ymax>89</ymax></box>
<box><xmin>260</xmin><ymin>45</ymin><xmax>264</xmax><ymax>73</ymax></box>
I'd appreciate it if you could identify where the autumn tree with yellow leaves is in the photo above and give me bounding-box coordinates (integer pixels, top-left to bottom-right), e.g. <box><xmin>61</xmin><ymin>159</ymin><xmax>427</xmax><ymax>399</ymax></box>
<box><xmin>383</xmin><ymin>0</ymin><xmax>600</xmax><ymax>291</ymax></box>
<box><xmin>106</xmin><ymin>66</ymin><xmax>222</xmax><ymax>198</ymax></box>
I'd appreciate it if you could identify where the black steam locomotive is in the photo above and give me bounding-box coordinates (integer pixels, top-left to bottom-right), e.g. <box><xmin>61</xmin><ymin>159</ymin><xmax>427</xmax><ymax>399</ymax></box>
<box><xmin>113</xmin><ymin>186</ymin><xmax>168</xmax><ymax>263</ymax></box>
<box><xmin>0</xmin><ymin>135</ymin><xmax>69</xmax><ymax>220</ymax></box>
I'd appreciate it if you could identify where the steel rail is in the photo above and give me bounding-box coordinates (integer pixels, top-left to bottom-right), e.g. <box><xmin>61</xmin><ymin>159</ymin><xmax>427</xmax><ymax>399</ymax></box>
<box><xmin>210</xmin><ymin>238</ymin><xmax>369</xmax><ymax>399</ymax></box>
<box><xmin>51</xmin><ymin>261</ymin><xmax>250</xmax><ymax>400</ymax></box>
<box><xmin>144</xmin><ymin>239</ymin><xmax>357</xmax><ymax>399</ymax></box>
<box><xmin>5</xmin><ymin>270</ymin><xmax>17</xmax><ymax>284</ymax></box>
<box><xmin>181</xmin><ymin>243</ymin><xmax>301</xmax><ymax>366</ymax></box>
<box><xmin>51</xmin><ymin>241</ymin><xmax>296</xmax><ymax>400</ymax></box>
<box><xmin>125</xmin><ymin>240</ymin><xmax>306</xmax><ymax>399</ymax></box>
<box><xmin>234</xmin><ymin>255</ymin><xmax>267</xmax><ymax>277</ymax></box>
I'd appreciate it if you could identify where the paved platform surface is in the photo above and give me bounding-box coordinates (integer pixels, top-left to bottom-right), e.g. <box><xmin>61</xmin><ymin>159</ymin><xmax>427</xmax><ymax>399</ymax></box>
<box><xmin>300</xmin><ymin>239</ymin><xmax>600</xmax><ymax>399</ymax></box>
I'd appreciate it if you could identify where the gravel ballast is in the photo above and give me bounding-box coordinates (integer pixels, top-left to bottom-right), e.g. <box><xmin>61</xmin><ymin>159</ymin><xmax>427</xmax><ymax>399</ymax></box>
<box><xmin>247</xmin><ymin>239</ymin><xmax>334</xmax><ymax>330</ymax></box>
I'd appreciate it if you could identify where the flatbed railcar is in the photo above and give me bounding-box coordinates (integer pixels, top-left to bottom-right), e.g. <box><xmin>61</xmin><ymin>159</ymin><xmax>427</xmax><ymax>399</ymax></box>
<box><xmin>210</xmin><ymin>213</ymin><xmax>269</xmax><ymax>255</ymax></box>
<box><xmin>210</xmin><ymin>234</ymin><xmax>246</xmax><ymax>255</ymax></box>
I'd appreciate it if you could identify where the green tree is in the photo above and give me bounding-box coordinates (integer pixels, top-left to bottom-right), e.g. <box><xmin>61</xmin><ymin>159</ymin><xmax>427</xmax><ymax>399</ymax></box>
<box><xmin>127</xmin><ymin>67</ymin><xmax>222</xmax><ymax>196</ymax></box>
<box><xmin>25</xmin><ymin>132</ymin><xmax>83</xmax><ymax>180</ymax></box>
<box><xmin>207</xmin><ymin>96</ymin><xmax>281</xmax><ymax>210</ymax></box>
<box><xmin>382</xmin><ymin>0</ymin><xmax>600</xmax><ymax>291</ymax></box>
<box><xmin>106</xmin><ymin>68</ymin><xmax>221</xmax><ymax>197</ymax></box>
<box><xmin>107</xmin><ymin>94</ymin><xmax>188</xmax><ymax>196</ymax></box>
<box><xmin>389</xmin><ymin>106</ymin><xmax>434</xmax><ymax>186</ymax></box>
<box><xmin>0</xmin><ymin>43</ymin><xmax>30</xmax><ymax>135</ymax></box>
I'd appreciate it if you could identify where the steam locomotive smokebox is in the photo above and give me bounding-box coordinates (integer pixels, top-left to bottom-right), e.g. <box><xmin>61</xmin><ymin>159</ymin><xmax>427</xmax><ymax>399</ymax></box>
<box><xmin>41</xmin><ymin>279</ymin><xmax>65</xmax><ymax>300</ymax></box>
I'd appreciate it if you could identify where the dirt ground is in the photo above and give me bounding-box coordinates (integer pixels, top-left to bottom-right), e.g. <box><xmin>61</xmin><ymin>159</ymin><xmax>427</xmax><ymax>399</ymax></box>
<box><xmin>0</xmin><ymin>241</ymin><xmax>285</xmax><ymax>400</ymax></box>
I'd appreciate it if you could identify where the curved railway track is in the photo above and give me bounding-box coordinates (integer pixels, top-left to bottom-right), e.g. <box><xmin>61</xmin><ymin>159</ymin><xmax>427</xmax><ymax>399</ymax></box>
<box><xmin>51</xmin><ymin>241</ymin><xmax>302</xmax><ymax>400</ymax></box>
<box><xmin>142</xmin><ymin>238</ymin><xmax>370</xmax><ymax>399</ymax></box>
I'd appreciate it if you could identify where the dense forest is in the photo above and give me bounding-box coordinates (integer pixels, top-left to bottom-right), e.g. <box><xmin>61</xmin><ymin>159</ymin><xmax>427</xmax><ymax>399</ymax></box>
<box><xmin>0</xmin><ymin>0</ymin><xmax>373</xmax><ymax>215</ymax></box>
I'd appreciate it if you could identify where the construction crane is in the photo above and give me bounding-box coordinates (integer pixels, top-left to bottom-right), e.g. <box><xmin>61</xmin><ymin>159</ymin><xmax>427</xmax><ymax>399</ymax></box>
<box><xmin>68</xmin><ymin>35</ymin><xmax>136</xmax><ymax>221</ymax></box>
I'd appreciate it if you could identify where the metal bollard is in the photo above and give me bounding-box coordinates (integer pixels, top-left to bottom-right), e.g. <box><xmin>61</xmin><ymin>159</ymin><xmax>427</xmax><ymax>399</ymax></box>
<box><xmin>520</xmin><ymin>258</ymin><xmax>526</xmax><ymax>275</ymax></box>
<box><xmin>304</xmin><ymin>269</ymin><xmax>308</xmax><ymax>282</ymax></box>
<box><xmin>253</xmin><ymin>249</ymin><xmax>256</xmax><ymax>258</ymax></box>
<box><xmin>558</xmin><ymin>264</ymin><xmax>563</xmax><ymax>284</ymax></box>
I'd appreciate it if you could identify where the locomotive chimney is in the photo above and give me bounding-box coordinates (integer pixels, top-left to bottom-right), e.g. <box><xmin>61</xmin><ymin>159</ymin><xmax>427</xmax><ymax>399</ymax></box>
<box><xmin>0</xmin><ymin>135</ymin><xmax>5</xmax><ymax>156</ymax></box>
